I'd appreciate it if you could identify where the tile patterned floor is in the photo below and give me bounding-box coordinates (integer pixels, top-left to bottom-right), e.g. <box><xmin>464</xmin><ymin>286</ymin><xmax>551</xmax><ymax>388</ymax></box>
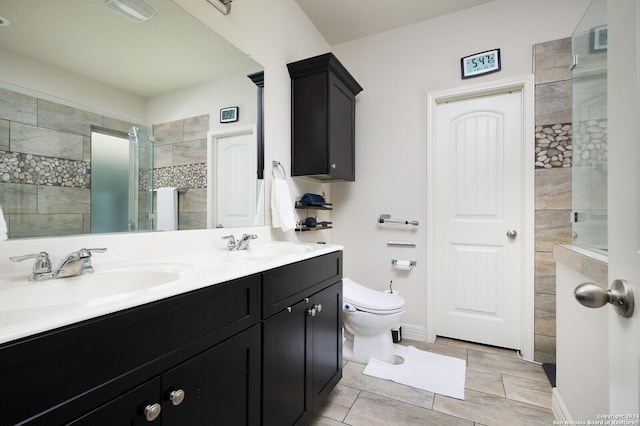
<box><xmin>311</xmin><ymin>337</ymin><xmax>555</xmax><ymax>426</ymax></box>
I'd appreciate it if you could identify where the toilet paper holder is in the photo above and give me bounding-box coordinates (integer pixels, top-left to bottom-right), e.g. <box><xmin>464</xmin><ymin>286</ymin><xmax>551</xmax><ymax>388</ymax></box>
<box><xmin>391</xmin><ymin>259</ymin><xmax>417</xmax><ymax>268</ymax></box>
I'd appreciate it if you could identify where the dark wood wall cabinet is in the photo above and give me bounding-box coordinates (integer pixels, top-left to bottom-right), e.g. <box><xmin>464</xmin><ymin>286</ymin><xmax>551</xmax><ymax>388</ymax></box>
<box><xmin>0</xmin><ymin>251</ymin><xmax>343</xmax><ymax>426</ymax></box>
<box><xmin>288</xmin><ymin>53</ymin><xmax>363</xmax><ymax>181</ymax></box>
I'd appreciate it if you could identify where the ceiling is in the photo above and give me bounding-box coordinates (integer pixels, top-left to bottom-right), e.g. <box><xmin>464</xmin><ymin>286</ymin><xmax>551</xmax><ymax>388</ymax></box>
<box><xmin>0</xmin><ymin>0</ymin><xmax>261</xmax><ymax>98</ymax></box>
<box><xmin>295</xmin><ymin>0</ymin><xmax>495</xmax><ymax>45</ymax></box>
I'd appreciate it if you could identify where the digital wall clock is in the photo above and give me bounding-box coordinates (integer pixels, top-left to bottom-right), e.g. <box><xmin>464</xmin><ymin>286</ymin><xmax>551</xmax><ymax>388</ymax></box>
<box><xmin>461</xmin><ymin>49</ymin><xmax>501</xmax><ymax>79</ymax></box>
<box><xmin>220</xmin><ymin>106</ymin><xmax>239</xmax><ymax>123</ymax></box>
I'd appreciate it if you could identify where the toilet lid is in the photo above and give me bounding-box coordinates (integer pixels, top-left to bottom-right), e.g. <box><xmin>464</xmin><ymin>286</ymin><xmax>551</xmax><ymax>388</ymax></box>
<box><xmin>343</xmin><ymin>278</ymin><xmax>405</xmax><ymax>314</ymax></box>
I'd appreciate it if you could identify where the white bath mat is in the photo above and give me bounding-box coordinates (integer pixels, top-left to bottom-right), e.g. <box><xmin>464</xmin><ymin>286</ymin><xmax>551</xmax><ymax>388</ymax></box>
<box><xmin>363</xmin><ymin>345</ymin><xmax>466</xmax><ymax>400</ymax></box>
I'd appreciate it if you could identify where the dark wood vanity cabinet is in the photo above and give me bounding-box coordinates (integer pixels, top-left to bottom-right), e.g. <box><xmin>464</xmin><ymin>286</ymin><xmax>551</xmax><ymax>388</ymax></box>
<box><xmin>288</xmin><ymin>53</ymin><xmax>363</xmax><ymax>181</ymax></box>
<box><xmin>0</xmin><ymin>251</ymin><xmax>342</xmax><ymax>426</ymax></box>
<box><xmin>69</xmin><ymin>324</ymin><xmax>261</xmax><ymax>426</ymax></box>
<box><xmin>262</xmin><ymin>251</ymin><xmax>343</xmax><ymax>425</ymax></box>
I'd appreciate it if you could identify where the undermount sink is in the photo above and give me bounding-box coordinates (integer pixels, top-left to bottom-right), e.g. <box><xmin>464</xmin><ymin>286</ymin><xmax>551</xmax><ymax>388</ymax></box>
<box><xmin>0</xmin><ymin>263</ymin><xmax>198</xmax><ymax>312</ymax></box>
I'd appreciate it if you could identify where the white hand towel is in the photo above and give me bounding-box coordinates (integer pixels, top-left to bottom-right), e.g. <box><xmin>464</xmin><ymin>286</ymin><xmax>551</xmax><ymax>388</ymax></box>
<box><xmin>271</xmin><ymin>179</ymin><xmax>296</xmax><ymax>232</ymax></box>
<box><xmin>0</xmin><ymin>203</ymin><xmax>7</xmax><ymax>240</ymax></box>
<box><xmin>156</xmin><ymin>187</ymin><xmax>178</xmax><ymax>231</ymax></box>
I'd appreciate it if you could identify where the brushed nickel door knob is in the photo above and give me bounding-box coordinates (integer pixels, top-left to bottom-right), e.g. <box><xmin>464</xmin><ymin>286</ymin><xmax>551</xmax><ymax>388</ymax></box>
<box><xmin>144</xmin><ymin>403</ymin><xmax>161</xmax><ymax>421</ymax></box>
<box><xmin>169</xmin><ymin>389</ymin><xmax>185</xmax><ymax>406</ymax></box>
<box><xmin>574</xmin><ymin>279</ymin><xmax>634</xmax><ymax>318</ymax></box>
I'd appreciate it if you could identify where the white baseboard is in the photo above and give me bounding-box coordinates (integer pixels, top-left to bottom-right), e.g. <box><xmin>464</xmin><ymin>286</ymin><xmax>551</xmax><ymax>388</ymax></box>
<box><xmin>398</xmin><ymin>323</ymin><xmax>429</xmax><ymax>342</ymax></box>
<box><xmin>552</xmin><ymin>388</ymin><xmax>571</xmax><ymax>422</ymax></box>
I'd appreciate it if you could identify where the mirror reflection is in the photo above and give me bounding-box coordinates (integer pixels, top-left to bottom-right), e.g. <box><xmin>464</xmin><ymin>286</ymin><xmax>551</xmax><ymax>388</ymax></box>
<box><xmin>0</xmin><ymin>0</ymin><xmax>264</xmax><ymax>239</ymax></box>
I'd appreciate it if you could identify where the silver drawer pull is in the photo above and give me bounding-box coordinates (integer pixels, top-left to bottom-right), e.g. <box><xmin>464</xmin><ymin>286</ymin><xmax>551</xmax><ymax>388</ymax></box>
<box><xmin>169</xmin><ymin>389</ymin><xmax>186</xmax><ymax>406</ymax></box>
<box><xmin>144</xmin><ymin>403</ymin><xmax>161</xmax><ymax>421</ymax></box>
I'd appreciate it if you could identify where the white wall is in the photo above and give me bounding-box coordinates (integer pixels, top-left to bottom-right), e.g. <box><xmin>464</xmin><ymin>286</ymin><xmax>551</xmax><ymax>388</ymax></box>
<box><xmin>0</xmin><ymin>48</ymin><xmax>146</xmax><ymax>122</ymax></box>
<box><xmin>328</xmin><ymin>0</ymin><xmax>591</xmax><ymax>337</ymax></box>
<box><xmin>146</xmin><ymin>70</ymin><xmax>258</xmax><ymax>129</ymax></box>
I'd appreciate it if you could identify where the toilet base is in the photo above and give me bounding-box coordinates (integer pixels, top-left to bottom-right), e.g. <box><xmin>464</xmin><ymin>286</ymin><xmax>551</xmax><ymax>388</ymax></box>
<box><xmin>343</xmin><ymin>329</ymin><xmax>396</xmax><ymax>364</ymax></box>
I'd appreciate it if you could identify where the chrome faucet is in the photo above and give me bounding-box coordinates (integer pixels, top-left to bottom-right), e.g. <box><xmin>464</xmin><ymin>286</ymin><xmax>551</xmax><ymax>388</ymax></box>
<box><xmin>236</xmin><ymin>234</ymin><xmax>258</xmax><ymax>250</ymax></box>
<box><xmin>55</xmin><ymin>248</ymin><xmax>107</xmax><ymax>278</ymax></box>
<box><xmin>10</xmin><ymin>248</ymin><xmax>107</xmax><ymax>281</ymax></box>
<box><xmin>222</xmin><ymin>234</ymin><xmax>258</xmax><ymax>251</ymax></box>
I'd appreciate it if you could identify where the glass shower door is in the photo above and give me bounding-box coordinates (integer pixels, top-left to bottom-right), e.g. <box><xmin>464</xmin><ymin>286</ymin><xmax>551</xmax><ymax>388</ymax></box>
<box><xmin>90</xmin><ymin>126</ymin><xmax>153</xmax><ymax>233</ymax></box>
<box><xmin>571</xmin><ymin>0</ymin><xmax>608</xmax><ymax>252</ymax></box>
<box><xmin>128</xmin><ymin>126</ymin><xmax>154</xmax><ymax>231</ymax></box>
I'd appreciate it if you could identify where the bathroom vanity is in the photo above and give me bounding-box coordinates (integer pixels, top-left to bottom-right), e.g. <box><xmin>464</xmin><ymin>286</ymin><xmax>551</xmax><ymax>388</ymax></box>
<box><xmin>0</xmin><ymin>242</ymin><xmax>342</xmax><ymax>425</ymax></box>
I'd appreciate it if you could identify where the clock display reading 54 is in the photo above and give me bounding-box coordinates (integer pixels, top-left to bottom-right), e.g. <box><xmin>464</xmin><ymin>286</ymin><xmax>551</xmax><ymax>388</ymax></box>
<box><xmin>467</xmin><ymin>54</ymin><xmax>495</xmax><ymax>72</ymax></box>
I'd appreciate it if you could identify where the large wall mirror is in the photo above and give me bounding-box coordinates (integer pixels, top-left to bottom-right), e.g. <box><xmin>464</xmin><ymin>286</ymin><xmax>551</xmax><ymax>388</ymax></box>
<box><xmin>0</xmin><ymin>0</ymin><xmax>264</xmax><ymax>239</ymax></box>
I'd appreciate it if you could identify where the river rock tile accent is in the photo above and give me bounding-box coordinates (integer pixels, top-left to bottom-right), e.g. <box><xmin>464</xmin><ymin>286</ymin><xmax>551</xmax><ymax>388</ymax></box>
<box><xmin>154</xmin><ymin>163</ymin><xmax>207</xmax><ymax>189</ymax></box>
<box><xmin>535</xmin><ymin>123</ymin><xmax>572</xmax><ymax>169</ymax></box>
<box><xmin>572</xmin><ymin>118</ymin><xmax>607</xmax><ymax>167</ymax></box>
<box><xmin>0</xmin><ymin>150</ymin><xmax>90</xmax><ymax>187</ymax></box>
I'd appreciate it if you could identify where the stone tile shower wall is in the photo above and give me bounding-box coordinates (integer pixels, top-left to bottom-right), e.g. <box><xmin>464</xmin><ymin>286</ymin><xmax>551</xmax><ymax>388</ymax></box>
<box><xmin>0</xmin><ymin>86</ymin><xmax>138</xmax><ymax>238</ymax></box>
<box><xmin>153</xmin><ymin>115</ymin><xmax>208</xmax><ymax>230</ymax></box>
<box><xmin>533</xmin><ymin>38</ymin><xmax>574</xmax><ymax>363</ymax></box>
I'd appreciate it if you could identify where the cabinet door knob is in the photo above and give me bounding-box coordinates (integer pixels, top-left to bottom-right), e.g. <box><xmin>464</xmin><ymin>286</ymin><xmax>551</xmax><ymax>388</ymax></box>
<box><xmin>169</xmin><ymin>389</ymin><xmax>186</xmax><ymax>406</ymax></box>
<box><xmin>331</xmin><ymin>163</ymin><xmax>336</xmax><ymax>169</ymax></box>
<box><xmin>307</xmin><ymin>304</ymin><xmax>322</xmax><ymax>316</ymax></box>
<box><xmin>144</xmin><ymin>403</ymin><xmax>161</xmax><ymax>421</ymax></box>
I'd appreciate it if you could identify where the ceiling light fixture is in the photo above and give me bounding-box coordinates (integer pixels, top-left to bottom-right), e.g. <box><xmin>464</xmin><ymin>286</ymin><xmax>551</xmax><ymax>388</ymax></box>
<box><xmin>105</xmin><ymin>0</ymin><xmax>157</xmax><ymax>23</ymax></box>
<box><xmin>206</xmin><ymin>0</ymin><xmax>232</xmax><ymax>16</ymax></box>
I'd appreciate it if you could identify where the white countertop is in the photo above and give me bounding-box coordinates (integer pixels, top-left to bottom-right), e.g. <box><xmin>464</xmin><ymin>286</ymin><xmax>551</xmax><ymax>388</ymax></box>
<box><xmin>0</xmin><ymin>235</ymin><xmax>341</xmax><ymax>345</ymax></box>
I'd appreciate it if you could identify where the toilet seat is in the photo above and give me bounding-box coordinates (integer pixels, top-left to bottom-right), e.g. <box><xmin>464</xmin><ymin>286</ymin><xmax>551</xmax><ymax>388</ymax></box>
<box><xmin>343</xmin><ymin>278</ymin><xmax>405</xmax><ymax>315</ymax></box>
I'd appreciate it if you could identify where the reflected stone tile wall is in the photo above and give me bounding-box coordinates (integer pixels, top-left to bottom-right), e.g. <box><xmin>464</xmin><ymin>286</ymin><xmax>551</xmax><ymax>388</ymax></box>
<box><xmin>0</xmin><ymin>86</ymin><xmax>136</xmax><ymax>238</ymax></box>
<box><xmin>532</xmin><ymin>38</ymin><xmax>574</xmax><ymax>363</ymax></box>
<box><xmin>153</xmin><ymin>114</ymin><xmax>208</xmax><ymax>230</ymax></box>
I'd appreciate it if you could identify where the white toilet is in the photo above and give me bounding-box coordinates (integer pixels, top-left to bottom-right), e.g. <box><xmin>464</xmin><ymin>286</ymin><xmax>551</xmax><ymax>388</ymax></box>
<box><xmin>342</xmin><ymin>277</ymin><xmax>406</xmax><ymax>364</ymax></box>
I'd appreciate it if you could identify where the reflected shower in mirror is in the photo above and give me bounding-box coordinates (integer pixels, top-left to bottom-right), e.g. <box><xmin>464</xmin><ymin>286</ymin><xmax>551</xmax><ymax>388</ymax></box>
<box><xmin>0</xmin><ymin>0</ymin><xmax>264</xmax><ymax>239</ymax></box>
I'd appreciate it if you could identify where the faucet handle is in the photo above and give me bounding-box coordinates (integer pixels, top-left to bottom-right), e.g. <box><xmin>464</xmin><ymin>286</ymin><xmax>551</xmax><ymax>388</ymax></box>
<box><xmin>222</xmin><ymin>235</ymin><xmax>236</xmax><ymax>248</ymax></box>
<box><xmin>9</xmin><ymin>252</ymin><xmax>53</xmax><ymax>279</ymax></box>
<box><xmin>79</xmin><ymin>248</ymin><xmax>107</xmax><ymax>257</ymax></box>
<box><xmin>76</xmin><ymin>248</ymin><xmax>106</xmax><ymax>274</ymax></box>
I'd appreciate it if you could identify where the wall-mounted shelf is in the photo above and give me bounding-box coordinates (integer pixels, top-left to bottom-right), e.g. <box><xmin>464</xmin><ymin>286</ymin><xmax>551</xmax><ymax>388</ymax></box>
<box><xmin>296</xmin><ymin>225</ymin><xmax>334</xmax><ymax>232</ymax></box>
<box><xmin>295</xmin><ymin>205</ymin><xmax>333</xmax><ymax>211</ymax></box>
<box><xmin>294</xmin><ymin>201</ymin><xmax>333</xmax><ymax>232</ymax></box>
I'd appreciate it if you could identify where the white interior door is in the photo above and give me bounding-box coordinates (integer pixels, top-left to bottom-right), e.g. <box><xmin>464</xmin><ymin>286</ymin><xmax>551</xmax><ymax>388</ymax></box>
<box><xmin>433</xmin><ymin>89</ymin><xmax>525</xmax><ymax>349</ymax></box>
<box><xmin>207</xmin><ymin>127</ymin><xmax>257</xmax><ymax>228</ymax></box>
<box><xmin>608</xmin><ymin>0</ymin><xmax>639</xmax><ymax>415</ymax></box>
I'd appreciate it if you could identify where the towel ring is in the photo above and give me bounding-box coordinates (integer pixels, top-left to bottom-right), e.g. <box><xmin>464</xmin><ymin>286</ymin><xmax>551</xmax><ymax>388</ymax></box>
<box><xmin>272</xmin><ymin>160</ymin><xmax>286</xmax><ymax>179</ymax></box>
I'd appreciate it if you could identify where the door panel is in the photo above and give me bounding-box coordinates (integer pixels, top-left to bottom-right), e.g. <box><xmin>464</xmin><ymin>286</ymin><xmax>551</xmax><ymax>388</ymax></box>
<box><xmin>434</xmin><ymin>91</ymin><xmax>523</xmax><ymax>349</ymax></box>
<box><xmin>262</xmin><ymin>300</ymin><xmax>311</xmax><ymax>426</ymax></box>
<box><xmin>311</xmin><ymin>282</ymin><xmax>343</xmax><ymax>412</ymax></box>
<box><xmin>161</xmin><ymin>325</ymin><xmax>261</xmax><ymax>426</ymax></box>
